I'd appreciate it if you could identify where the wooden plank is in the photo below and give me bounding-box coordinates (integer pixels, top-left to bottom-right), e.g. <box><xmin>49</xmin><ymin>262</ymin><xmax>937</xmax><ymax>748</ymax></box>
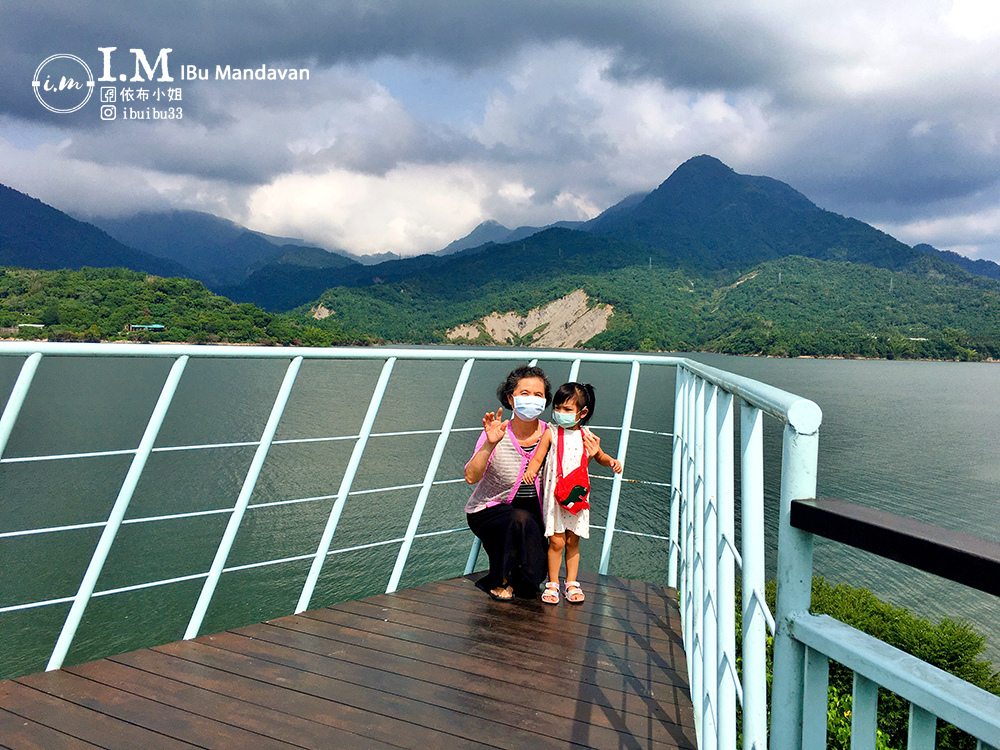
<box><xmin>310</xmin><ymin>596</ymin><xmax>688</xmax><ymax>685</ymax></box>
<box><xmin>15</xmin><ymin>669</ymin><xmax>299</xmax><ymax>750</ymax></box>
<box><xmin>250</xmin><ymin>607</ymin><xmax>685</xmax><ymax>710</ymax></box>
<box><xmin>416</xmin><ymin>575</ymin><xmax>684</xmax><ymax>644</ymax></box>
<box><xmin>791</xmin><ymin>498</ymin><xmax>1000</xmax><ymax>596</ymax></box>
<box><xmin>66</xmin><ymin>657</ymin><xmax>396</xmax><ymax>750</ymax></box>
<box><xmin>1</xmin><ymin>574</ymin><xmax>694</xmax><ymax>750</ymax></box>
<box><xmin>0</xmin><ymin>707</ymin><xmax>102</xmax><ymax>750</ymax></box>
<box><xmin>0</xmin><ymin>680</ymin><xmax>197</xmax><ymax>750</ymax></box>
<box><xmin>206</xmin><ymin>622</ymin><xmax>691</xmax><ymax>746</ymax></box>
<box><xmin>371</xmin><ymin>580</ymin><xmax>686</xmax><ymax>653</ymax></box>
<box><xmin>183</xmin><ymin>627</ymin><xmax>676</xmax><ymax>750</ymax></box>
<box><xmin>130</xmin><ymin>642</ymin><xmax>486</xmax><ymax>750</ymax></box>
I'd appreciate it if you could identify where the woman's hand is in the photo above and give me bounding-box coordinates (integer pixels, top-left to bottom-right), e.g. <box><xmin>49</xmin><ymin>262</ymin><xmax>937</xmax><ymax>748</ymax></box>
<box><xmin>483</xmin><ymin>409</ymin><xmax>508</xmax><ymax>444</ymax></box>
<box><xmin>465</xmin><ymin>409</ymin><xmax>508</xmax><ymax>484</ymax></box>
<box><xmin>522</xmin><ymin>467</ymin><xmax>537</xmax><ymax>484</ymax></box>
<box><xmin>609</xmin><ymin>458</ymin><xmax>623</xmax><ymax>473</ymax></box>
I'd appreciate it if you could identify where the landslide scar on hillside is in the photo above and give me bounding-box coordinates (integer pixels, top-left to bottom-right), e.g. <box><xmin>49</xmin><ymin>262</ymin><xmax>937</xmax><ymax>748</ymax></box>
<box><xmin>447</xmin><ymin>290</ymin><xmax>612</xmax><ymax>348</ymax></box>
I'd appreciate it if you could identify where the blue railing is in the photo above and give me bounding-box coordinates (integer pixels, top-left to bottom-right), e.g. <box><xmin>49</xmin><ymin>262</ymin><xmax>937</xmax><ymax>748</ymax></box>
<box><xmin>670</xmin><ymin>360</ymin><xmax>1000</xmax><ymax>750</ymax></box>
<box><xmin>2</xmin><ymin>341</ymin><xmax>999</xmax><ymax>750</ymax></box>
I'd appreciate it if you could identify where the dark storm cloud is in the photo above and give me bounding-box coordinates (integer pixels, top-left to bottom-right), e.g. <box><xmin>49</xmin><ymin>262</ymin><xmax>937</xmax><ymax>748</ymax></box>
<box><xmin>2</xmin><ymin>0</ymin><xmax>792</xmax><ymax>122</ymax></box>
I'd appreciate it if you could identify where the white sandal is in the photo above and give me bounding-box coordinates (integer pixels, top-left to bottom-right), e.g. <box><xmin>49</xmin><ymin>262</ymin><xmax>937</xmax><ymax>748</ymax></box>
<box><xmin>564</xmin><ymin>580</ymin><xmax>585</xmax><ymax>604</ymax></box>
<box><xmin>541</xmin><ymin>581</ymin><xmax>560</xmax><ymax>604</ymax></box>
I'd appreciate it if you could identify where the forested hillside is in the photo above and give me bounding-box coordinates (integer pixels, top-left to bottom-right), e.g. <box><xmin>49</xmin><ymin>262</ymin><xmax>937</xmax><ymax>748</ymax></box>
<box><xmin>0</xmin><ymin>267</ymin><xmax>363</xmax><ymax>346</ymax></box>
<box><xmin>299</xmin><ymin>247</ymin><xmax>1000</xmax><ymax>360</ymax></box>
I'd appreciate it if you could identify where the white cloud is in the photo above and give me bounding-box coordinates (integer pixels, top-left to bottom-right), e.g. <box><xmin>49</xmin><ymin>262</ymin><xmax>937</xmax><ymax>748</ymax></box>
<box><xmin>4</xmin><ymin>1</ymin><xmax>1000</xmax><ymax>262</ymax></box>
<box><xmin>246</xmin><ymin>164</ymin><xmax>490</xmax><ymax>255</ymax></box>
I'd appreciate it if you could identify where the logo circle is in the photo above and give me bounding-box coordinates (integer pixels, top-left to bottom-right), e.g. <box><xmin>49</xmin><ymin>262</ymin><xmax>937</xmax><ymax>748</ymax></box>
<box><xmin>33</xmin><ymin>54</ymin><xmax>95</xmax><ymax>114</ymax></box>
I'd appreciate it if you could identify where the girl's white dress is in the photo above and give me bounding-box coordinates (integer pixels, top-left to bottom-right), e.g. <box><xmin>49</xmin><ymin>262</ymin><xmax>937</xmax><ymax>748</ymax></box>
<box><xmin>541</xmin><ymin>427</ymin><xmax>590</xmax><ymax>539</ymax></box>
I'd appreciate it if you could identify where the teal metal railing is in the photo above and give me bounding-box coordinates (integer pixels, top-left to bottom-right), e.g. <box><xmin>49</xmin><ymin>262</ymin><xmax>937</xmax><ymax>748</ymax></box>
<box><xmin>669</xmin><ymin>359</ymin><xmax>1000</xmax><ymax>750</ymax></box>
<box><xmin>0</xmin><ymin>342</ymin><xmax>676</xmax><ymax>675</ymax></box>
<box><xmin>3</xmin><ymin>341</ymin><xmax>999</xmax><ymax>749</ymax></box>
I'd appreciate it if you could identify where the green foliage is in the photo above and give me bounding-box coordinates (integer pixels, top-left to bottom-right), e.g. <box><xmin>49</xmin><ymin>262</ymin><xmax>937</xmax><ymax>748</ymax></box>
<box><xmin>806</xmin><ymin>577</ymin><xmax>1000</xmax><ymax>750</ymax></box>
<box><xmin>292</xmin><ymin>243</ymin><xmax>1000</xmax><ymax>360</ymax></box>
<box><xmin>0</xmin><ymin>267</ymin><xmax>365</xmax><ymax>346</ymax></box>
<box><xmin>739</xmin><ymin>578</ymin><xmax>1000</xmax><ymax>750</ymax></box>
<box><xmin>827</xmin><ymin>683</ymin><xmax>897</xmax><ymax>750</ymax></box>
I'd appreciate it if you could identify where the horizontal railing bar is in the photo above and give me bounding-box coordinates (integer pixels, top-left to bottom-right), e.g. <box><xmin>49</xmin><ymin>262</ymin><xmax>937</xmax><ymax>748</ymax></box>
<box><xmin>92</xmin><ymin>572</ymin><xmax>210</xmax><ymax>597</ymax></box>
<box><xmin>0</xmin><ymin>428</ymin><xmax>487</xmax><ymax>465</ymax></box>
<box><xmin>0</xmin><ymin>521</ymin><xmax>108</xmax><ymax>539</ymax></box>
<box><xmin>0</xmin><ymin>341</ymin><xmax>688</xmax><ymax>367</ymax></box>
<box><xmin>1</xmin><ymin>425</ymin><xmax>638</xmax><ymax>466</ymax></box>
<box><xmin>1</xmin><ymin>448</ymin><xmax>139</xmax><ymax>464</ymax></box>
<box><xmin>790</xmin><ymin>613</ymin><xmax>1000</xmax><ymax>746</ymax></box>
<box><xmin>0</xmin><ymin>479</ymin><xmax>472</xmax><ymax>541</ymax></box>
<box><xmin>588</xmin><ymin>525</ymin><xmax>669</xmax><ymax>542</ymax></box>
<box><xmin>2</xmin><ymin>525</ymin><xmax>473</xmax><ymax>613</ymax></box>
<box><xmin>681</xmin><ymin>359</ymin><xmax>822</xmax><ymax>434</ymax></box>
<box><xmin>0</xmin><ymin>595</ymin><xmax>76</xmax><ymax>614</ymax></box>
<box><xmin>590</xmin><ymin>475</ymin><xmax>672</xmax><ymax>488</ymax></box>
<box><xmin>791</xmin><ymin>498</ymin><xmax>1000</xmax><ymax>597</ymax></box>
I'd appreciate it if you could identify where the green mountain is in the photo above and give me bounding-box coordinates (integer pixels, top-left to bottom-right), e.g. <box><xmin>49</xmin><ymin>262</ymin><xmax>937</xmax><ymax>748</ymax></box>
<box><xmin>914</xmin><ymin>243</ymin><xmax>1000</xmax><ymax>282</ymax></box>
<box><xmin>93</xmin><ymin>210</ymin><xmax>360</xmax><ymax>286</ymax></box>
<box><xmin>590</xmin><ymin>155</ymin><xmax>968</xmax><ymax>277</ymax></box>
<box><xmin>0</xmin><ymin>184</ymin><xmax>189</xmax><ymax>278</ymax></box>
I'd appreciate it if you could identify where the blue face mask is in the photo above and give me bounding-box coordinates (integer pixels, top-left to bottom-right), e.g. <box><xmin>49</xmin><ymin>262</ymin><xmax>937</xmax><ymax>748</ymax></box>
<box><xmin>512</xmin><ymin>395</ymin><xmax>545</xmax><ymax>421</ymax></box>
<box><xmin>551</xmin><ymin>410</ymin><xmax>578</xmax><ymax>428</ymax></box>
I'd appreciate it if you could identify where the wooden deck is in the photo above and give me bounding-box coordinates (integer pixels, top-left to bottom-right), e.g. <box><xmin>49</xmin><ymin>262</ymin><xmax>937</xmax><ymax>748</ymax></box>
<box><xmin>0</xmin><ymin>572</ymin><xmax>695</xmax><ymax>750</ymax></box>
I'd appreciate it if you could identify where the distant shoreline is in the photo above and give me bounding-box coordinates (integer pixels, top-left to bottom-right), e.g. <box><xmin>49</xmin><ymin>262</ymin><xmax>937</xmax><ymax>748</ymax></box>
<box><xmin>2</xmin><ymin>336</ymin><xmax>996</xmax><ymax>363</ymax></box>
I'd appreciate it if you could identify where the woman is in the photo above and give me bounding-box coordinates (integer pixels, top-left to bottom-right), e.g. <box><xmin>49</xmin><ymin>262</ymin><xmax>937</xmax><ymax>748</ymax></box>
<box><xmin>464</xmin><ymin>365</ymin><xmax>551</xmax><ymax>601</ymax></box>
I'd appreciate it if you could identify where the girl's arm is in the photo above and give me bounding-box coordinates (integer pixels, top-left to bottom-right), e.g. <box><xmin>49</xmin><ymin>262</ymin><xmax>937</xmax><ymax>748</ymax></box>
<box><xmin>464</xmin><ymin>409</ymin><xmax>508</xmax><ymax>483</ymax></box>
<box><xmin>522</xmin><ymin>430</ymin><xmax>552</xmax><ymax>484</ymax></box>
<box><xmin>583</xmin><ymin>428</ymin><xmax>623</xmax><ymax>473</ymax></box>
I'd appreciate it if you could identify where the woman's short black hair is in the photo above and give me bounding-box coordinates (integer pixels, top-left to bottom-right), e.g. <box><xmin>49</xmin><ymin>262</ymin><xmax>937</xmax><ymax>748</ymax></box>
<box><xmin>496</xmin><ymin>365</ymin><xmax>552</xmax><ymax>408</ymax></box>
<box><xmin>552</xmin><ymin>382</ymin><xmax>596</xmax><ymax>425</ymax></box>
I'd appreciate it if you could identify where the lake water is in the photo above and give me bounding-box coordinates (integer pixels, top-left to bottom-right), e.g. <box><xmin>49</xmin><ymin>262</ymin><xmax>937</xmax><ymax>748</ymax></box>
<box><xmin>1</xmin><ymin>349</ymin><xmax>998</xmax><ymax>679</ymax></box>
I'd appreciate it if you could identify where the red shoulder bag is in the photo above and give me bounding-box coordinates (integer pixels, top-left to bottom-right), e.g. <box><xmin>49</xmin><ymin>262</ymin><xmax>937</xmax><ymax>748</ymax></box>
<box><xmin>553</xmin><ymin>427</ymin><xmax>590</xmax><ymax>514</ymax></box>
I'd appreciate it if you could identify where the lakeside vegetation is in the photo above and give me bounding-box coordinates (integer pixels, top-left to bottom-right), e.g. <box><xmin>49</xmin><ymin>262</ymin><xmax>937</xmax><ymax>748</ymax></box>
<box><xmin>3</xmin><ymin>258</ymin><xmax>999</xmax><ymax>361</ymax></box>
<box><xmin>301</xmin><ymin>248</ymin><xmax>1000</xmax><ymax>360</ymax></box>
<box><xmin>744</xmin><ymin>578</ymin><xmax>1000</xmax><ymax>750</ymax></box>
<box><xmin>0</xmin><ymin>267</ymin><xmax>367</xmax><ymax>346</ymax></box>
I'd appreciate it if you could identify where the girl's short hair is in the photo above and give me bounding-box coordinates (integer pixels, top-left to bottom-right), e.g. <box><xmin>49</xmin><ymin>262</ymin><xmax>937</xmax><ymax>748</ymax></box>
<box><xmin>552</xmin><ymin>382</ymin><xmax>596</xmax><ymax>425</ymax></box>
<box><xmin>496</xmin><ymin>365</ymin><xmax>552</xmax><ymax>408</ymax></box>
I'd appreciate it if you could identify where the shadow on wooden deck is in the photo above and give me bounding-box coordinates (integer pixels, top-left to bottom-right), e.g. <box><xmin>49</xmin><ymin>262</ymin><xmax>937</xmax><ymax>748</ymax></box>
<box><xmin>1</xmin><ymin>571</ymin><xmax>695</xmax><ymax>749</ymax></box>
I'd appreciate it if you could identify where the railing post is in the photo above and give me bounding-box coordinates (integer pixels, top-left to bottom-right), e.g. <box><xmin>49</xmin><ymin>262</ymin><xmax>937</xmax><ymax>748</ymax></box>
<box><xmin>463</xmin><ymin>537</ymin><xmax>483</xmax><ymax>575</ymax></box>
<box><xmin>851</xmin><ymin>673</ymin><xmax>879</xmax><ymax>750</ymax></box>
<box><xmin>702</xmin><ymin>383</ymin><xmax>719</xmax><ymax>750</ymax></box>
<box><xmin>741</xmin><ymin>403</ymin><xmax>767</xmax><ymax>750</ymax></box>
<box><xmin>47</xmin><ymin>355</ymin><xmax>189</xmax><ymax>670</ymax></box>
<box><xmin>387</xmin><ymin>357</ymin><xmax>475</xmax><ymax>593</ymax></box>
<box><xmin>0</xmin><ymin>352</ymin><xmax>42</xmax><ymax>459</ymax></box>
<box><xmin>668</xmin><ymin>366</ymin><xmax>683</xmax><ymax>588</ymax></box>
<box><xmin>568</xmin><ymin>358</ymin><xmax>582</xmax><ymax>382</ymax></box>
<box><xmin>691</xmin><ymin>375</ymin><xmax>706</xmax><ymax>733</ymax></box>
<box><xmin>717</xmin><ymin>391</ymin><xmax>736</xmax><ymax>750</ymax></box>
<box><xmin>296</xmin><ymin>357</ymin><xmax>396</xmax><ymax>613</ymax></box>
<box><xmin>184</xmin><ymin>356</ymin><xmax>303</xmax><ymax>640</ymax></box>
<box><xmin>908</xmin><ymin>705</ymin><xmax>937</xmax><ymax>750</ymax></box>
<box><xmin>802</xmin><ymin>647</ymin><xmax>831</xmax><ymax>750</ymax></box>
<box><xmin>683</xmin><ymin>369</ymin><xmax>696</xmax><ymax>660</ymax></box>
<box><xmin>770</xmin><ymin>413</ymin><xmax>821</xmax><ymax>750</ymax></box>
<box><xmin>598</xmin><ymin>359</ymin><xmax>640</xmax><ymax>575</ymax></box>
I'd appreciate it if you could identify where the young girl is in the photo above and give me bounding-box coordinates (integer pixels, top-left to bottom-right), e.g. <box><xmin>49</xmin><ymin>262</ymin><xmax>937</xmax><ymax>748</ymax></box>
<box><xmin>522</xmin><ymin>382</ymin><xmax>622</xmax><ymax>604</ymax></box>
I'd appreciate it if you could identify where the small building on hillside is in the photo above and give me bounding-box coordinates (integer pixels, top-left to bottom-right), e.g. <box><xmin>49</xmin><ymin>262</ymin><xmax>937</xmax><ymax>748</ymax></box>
<box><xmin>127</xmin><ymin>323</ymin><xmax>166</xmax><ymax>332</ymax></box>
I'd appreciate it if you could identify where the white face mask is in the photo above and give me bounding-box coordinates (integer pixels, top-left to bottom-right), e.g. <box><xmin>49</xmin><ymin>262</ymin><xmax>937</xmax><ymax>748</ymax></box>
<box><xmin>512</xmin><ymin>395</ymin><xmax>546</xmax><ymax>421</ymax></box>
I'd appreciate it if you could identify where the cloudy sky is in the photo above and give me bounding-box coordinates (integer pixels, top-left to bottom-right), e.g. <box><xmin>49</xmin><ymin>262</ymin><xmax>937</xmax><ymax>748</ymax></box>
<box><xmin>4</xmin><ymin>1</ymin><xmax>1000</xmax><ymax>262</ymax></box>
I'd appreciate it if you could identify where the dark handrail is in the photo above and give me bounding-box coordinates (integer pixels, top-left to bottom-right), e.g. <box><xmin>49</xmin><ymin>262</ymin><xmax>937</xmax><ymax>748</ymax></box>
<box><xmin>790</xmin><ymin>498</ymin><xmax>1000</xmax><ymax>598</ymax></box>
